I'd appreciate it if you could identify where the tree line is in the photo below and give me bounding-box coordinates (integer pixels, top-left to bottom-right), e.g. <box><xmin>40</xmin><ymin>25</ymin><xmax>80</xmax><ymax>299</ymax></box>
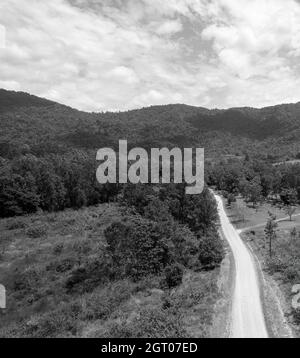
<box><xmin>0</xmin><ymin>151</ymin><xmax>119</xmax><ymax>218</ymax></box>
<box><xmin>207</xmin><ymin>158</ymin><xmax>300</xmax><ymax>210</ymax></box>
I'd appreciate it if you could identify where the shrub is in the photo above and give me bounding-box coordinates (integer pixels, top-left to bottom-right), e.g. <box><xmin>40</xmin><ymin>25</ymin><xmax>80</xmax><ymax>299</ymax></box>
<box><xmin>46</xmin><ymin>257</ymin><xmax>76</xmax><ymax>273</ymax></box>
<box><xmin>135</xmin><ymin>307</ymin><xmax>187</xmax><ymax>338</ymax></box>
<box><xmin>65</xmin><ymin>254</ymin><xmax>113</xmax><ymax>292</ymax></box>
<box><xmin>26</xmin><ymin>225</ymin><xmax>48</xmax><ymax>239</ymax></box>
<box><xmin>9</xmin><ymin>267</ymin><xmax>42</xmax><ymax>300</ymax></box>
<box><xmin>227</xmin><ymin>193</ymin><xmax>237</xmax><ymax>206</ymax></box>
<box><xmin>72</xmin><ymin>239</ymin><xmax>92</xmax><ymax>256</ymax></box>
<box><xmin>103</xmin><ymin>307</ymin><xmax>187</xmax><ymax>338</ymax></box>
<box><xmin>65</xmin><ymin>267</ymin><xmax>87</xmax><ymax>291</ymax></box>
<box><xmin>6</xmin><ymin>219</ymin><xmax>27</xmax><ymax>230</ymax></box>
<box><xmin>292</xmin><ymin>308</ymin><xmax>300</xmax><ymax>325</ymax></box>
<box><xmin>83</xmin><ymin>280</ymin><xmax>135</xmax><ymax>320</ymax></box>
<box><xmin>20</xmin><ymin>303</ymin><xmax>82</xmax><ymax>337</ymax></box>
<box><xmin>266</xmin><ymin>257</ymin><xmax>287</xmax><ymax>275</ymax></box>
<box><xmin>283</xmin><ymin>266</ymin><xmax>299</xmax><ymax>283</ymax></box>
<box><xmin>121</xmin><ymin>184</ymin><xmax>155</xmax><ymax>215</ymax></box>
<box><xmin>104</xmin><ymin>217</ymin><xmax>175</xmax><ymax>279</ymax></box>
<box><xmin>164</xmin><ymin>264</ymin><xmax>183</xmax><ymax>288</ymax></box>
<box><xmin>144</xmin><ymin>199</ymin><xmax>172</xmax><ymax>222</ymax></box>
<box><xmin>52</xmin><ymin>243</ymin><xmax>64</xmax><ymax>255</ymax></box>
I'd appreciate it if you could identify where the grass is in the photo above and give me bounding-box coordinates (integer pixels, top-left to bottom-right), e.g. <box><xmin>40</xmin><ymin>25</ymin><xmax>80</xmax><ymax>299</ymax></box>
<box><xmin>0</xmin><ymin>203</ymin><xmax>221</xmax><ymax>338</ymax></box>
<box><xmin>226</xmin><ymin>196</ymin><xmax>300</xmax><ymax>230</ymax></box>
<box><xmin>242</xmin><ymin>219</ymin><xmax>300</xmax><ymax>335</ymax></box>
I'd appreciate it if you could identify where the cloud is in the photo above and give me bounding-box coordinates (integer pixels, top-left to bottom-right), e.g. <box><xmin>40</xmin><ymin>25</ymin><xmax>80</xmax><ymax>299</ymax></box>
<box><xmin>200</xmin><ymin>0</ymin><xmax>300</xmax><ymax>106</ymax></box>
<box><xmin>155</xmin><ymin>20</ymin><xmax>183</xmax><ymax>35</ymax></box>
<box><xmin>0</xmin><ymin>24</ymin><xmax>5</xmax><ymax>49</ymax></box>
<box><xmin>0</xmin><ymin>0</ymin><xmax>300</xmax><ymax>111</ymax></box>
<box><xmin>108</xmin><ymin>66</ymin><xmax>140</xmax><ymax>85</ymax></box>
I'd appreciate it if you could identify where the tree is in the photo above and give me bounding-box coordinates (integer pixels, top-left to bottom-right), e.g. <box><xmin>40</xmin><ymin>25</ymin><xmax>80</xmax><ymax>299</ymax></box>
<box><xmin>0</xmin><ymin>172</ymin><xmax>40</xmax><ymax>217</ymax></box>
<box><xmin>159</xmin><ymin>183</ymin><xmax>186</xmax><ymax>221</ymax></box>
<box><xmin>290</xmin><ymin>227</ymin><xmax>298</xmax><ymax>243</ymax></box>
<box><xmin>198</xmin><ymin>229</ymin><xmax>224</xmax><ymax>269</ymax></box>
<box><xmin>144</xmin><ymin>199</ymin><xmax>172</xmax><ymax>223</ymax></box>
<box><xmin>285</xmin><ymin>206</ymin><xmax>297</xmax><ymax>222</ymax></box>
<box><xmin>36</xmin><ymin>165</ymin><xmax>66</xmax><ymax>212</ymax></box>
<box><xmin>264</xmin><ymin>213</ymin><xmax>278</xmax><ymax>258</ymax></box>
<box><xmin>280</xmin><ymin>188</ymin><xmax>298</xmax><ymax>221</ymax></box>
<box><xmin>170</xmin><ymin>224</ymin><xmax>199</xmax><ymax>268</ymax></box>
<box><xmin>242</xmin><ymin>177</ymin><xmax>263</xmax><ymax>208</ymax></box>
<box><xmin>227</xmin><ymin>193</ymin><xmax>237</xmax><ymax>207</ymax></box>
<box><xmin>231</xmin><ymin>202</ymin><xmax>246</xmax><ymax>223</ymax></box>
<box><xmin>164</xmin><ymin>264</ymin><xmax>183</xmax><ymax>288</ymax></box>
<box><xmin>104</xmin><ymin>217</ymin><xmax>175</xmax><ymax>279</ymax></box>
<box><xmin>261</xmin><ymin>173</ymin><xmax>275</xmax><ymax>198</ymax></box>
<box><xmin>121</xmin><ymin>184</ymin><xmax>155</xmax><ymax>215</ymax></box>
<box><xmin>182</xmin><ymin>188</ymin><xmax>218</xmax><ymax>234</ymax></box>
<box><xmin>280</xmin><ymin>188</ymin><xmax>298</xmax><ymax>207</ymax></box>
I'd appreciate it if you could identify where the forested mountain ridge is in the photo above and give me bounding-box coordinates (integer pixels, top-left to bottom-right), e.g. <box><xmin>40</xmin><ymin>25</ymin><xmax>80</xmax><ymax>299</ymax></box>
<box><xmin>0</xmin><ymin>89</ymin><xmax>57</xmax><ymax>113</ymax></box>
<box><xmin>1</xmin><ymin>88</ymin><xmax>300</xmax><ymax>160</ymax></box>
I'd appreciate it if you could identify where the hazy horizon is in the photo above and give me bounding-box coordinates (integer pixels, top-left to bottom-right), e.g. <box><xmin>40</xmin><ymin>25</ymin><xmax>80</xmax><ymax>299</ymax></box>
<box><xmin>2</xmin><ymin>87</ymin><xmax>300</xmax><ymax>114</ymax></box>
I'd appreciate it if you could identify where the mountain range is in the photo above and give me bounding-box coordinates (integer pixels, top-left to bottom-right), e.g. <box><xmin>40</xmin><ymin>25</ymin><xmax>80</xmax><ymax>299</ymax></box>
<box><xmin>1</xmin><ymin>88</ymin><xmax>300</xmax><ymax>161</ymax></box>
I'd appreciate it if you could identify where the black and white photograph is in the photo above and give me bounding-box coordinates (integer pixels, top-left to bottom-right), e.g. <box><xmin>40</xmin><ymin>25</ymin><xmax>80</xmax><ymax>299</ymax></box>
<box><xmin>0</xmin><ymin>0</ymin><xmax>300</xmax><ymax>343</ymax></box>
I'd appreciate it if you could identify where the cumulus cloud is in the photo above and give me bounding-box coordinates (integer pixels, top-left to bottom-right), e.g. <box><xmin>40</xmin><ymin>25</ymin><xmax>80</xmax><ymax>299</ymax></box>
<box><xmin>200</xmin><ymin>0</ymin><xmax>300</xmax><ymax>106</ymax></box>
<box><xmin>154</xmin><ymin>20</ymin><xmax>183</xmax><ymax>35</ymax></box>
<box><xmin>0</xmin><ymin>0</ymin><xmax>300</xmax><ymax>111</ymax></box>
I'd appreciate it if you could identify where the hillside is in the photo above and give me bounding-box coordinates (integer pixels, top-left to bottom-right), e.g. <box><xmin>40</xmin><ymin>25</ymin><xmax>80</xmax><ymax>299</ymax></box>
<box><xmin>0</xmin><ymin>179</ymin><xmax>224</xmax><ymax>338</ymax></box>
<box><xmin>0</xmin><ymin>89</ymin><xmax>56</xmax><ymax>113</ymax></box>
<box><xmin>1</xmin><ymin>89</ymin><xmax>300</xmax><ymax>338</ymax></box>
<box><xmin>0</xmin><ymin>89</ymin><xmax>300</xmax><ymax>160</ymax></box>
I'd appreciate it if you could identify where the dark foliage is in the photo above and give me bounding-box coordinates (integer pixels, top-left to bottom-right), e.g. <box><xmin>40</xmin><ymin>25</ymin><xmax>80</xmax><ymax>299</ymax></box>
<box><xmin>164</xmin><ymin>264</ymin><xmax>184</xmax><ymax>288</ymax></box>
<box><xmin>207</xmin><ymin>158</ymin><xmax>300</xmax><ymax>205</ymax></box>
<box><xmin>0</xmin><ymin>152</ymin><xmax>120</xmax><ymax>218</ymax></box>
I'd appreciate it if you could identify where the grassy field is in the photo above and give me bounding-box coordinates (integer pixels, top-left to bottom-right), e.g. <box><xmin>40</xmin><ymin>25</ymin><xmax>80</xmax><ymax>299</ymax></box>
<box><xmin>226</xmin><ymin>196</ymin><xmax>300</xmax><ymax>230</ymax></box>
<box><xmin>226</xmin><ymin>197</ymin><xmax>300</xmax><ymax>336</ymax></box>
<box><xmin>0</xmin><ymin>203</ymin><xmax>222</xmax><ymax>338</ymax></box>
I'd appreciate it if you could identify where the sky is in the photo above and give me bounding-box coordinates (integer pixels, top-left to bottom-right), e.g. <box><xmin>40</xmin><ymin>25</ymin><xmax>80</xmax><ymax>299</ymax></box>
<box><xmin>0</xmin><ymin>0</ymin><xmax>300</xmax><ymax>112</ymax></box>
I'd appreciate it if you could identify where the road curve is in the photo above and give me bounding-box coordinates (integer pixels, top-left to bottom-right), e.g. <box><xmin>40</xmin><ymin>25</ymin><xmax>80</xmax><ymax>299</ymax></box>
<box><xmin>214</xmin><ymin>193</ymin><xmax>268</xmax><ymax>338</ymax></box>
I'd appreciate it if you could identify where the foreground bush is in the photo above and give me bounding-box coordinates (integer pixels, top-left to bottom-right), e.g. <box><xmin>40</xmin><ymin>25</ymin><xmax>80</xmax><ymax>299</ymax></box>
<box><xmin>26</xmin><ymin>225</ymin><xmax>48</xmax><ymax>239</ymax></box>
<box><xmin>104</xmin><ymin>217</ymin><xmax>175</xmax><ymax>279</ymax></box>
<box><xmin>65</xmin><ymin>255</ymin><xmax>114</xmax><ymax>293</ymax></box>
<box><xmin>292</xmin><ymin>308</ymin><xmax>300</xmax><ymax>325</ymax></box>
<box><xmin>83</xmin><ymin>280</ymin><xmax>136</xmax><ymax>320</ymax></box>
<box><xmin>266</xmin><ymin>257</ymin><xmax>288</xmax><ymax>275</ymax></box>
<box><xmin>164</xmin><ymin>264</ymin><xmax>183</xmax><ymax>288</ymax></box>
<box><xmin>104</xmin><ymin>307</ymin><xmax>187</xmax><ymax>338</ymax></box>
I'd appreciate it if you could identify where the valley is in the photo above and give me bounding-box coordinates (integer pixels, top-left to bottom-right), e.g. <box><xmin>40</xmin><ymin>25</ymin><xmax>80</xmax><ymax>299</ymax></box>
<box><xmin>1</xmin><ymin>89</ymin><xmax>300</xmax><ymax>338</ymax></box>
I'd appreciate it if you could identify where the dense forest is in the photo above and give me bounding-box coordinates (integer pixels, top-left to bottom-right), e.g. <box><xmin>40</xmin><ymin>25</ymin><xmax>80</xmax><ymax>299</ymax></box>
<box><xmin>1</xmin><ymin>89</ymin><xmax>300</xmax><ymax>161</ymax></box>
<box><xmin>1</xmin><ymin>89</ymin><xmax>300</xmax><ymax>218</ymax></box>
